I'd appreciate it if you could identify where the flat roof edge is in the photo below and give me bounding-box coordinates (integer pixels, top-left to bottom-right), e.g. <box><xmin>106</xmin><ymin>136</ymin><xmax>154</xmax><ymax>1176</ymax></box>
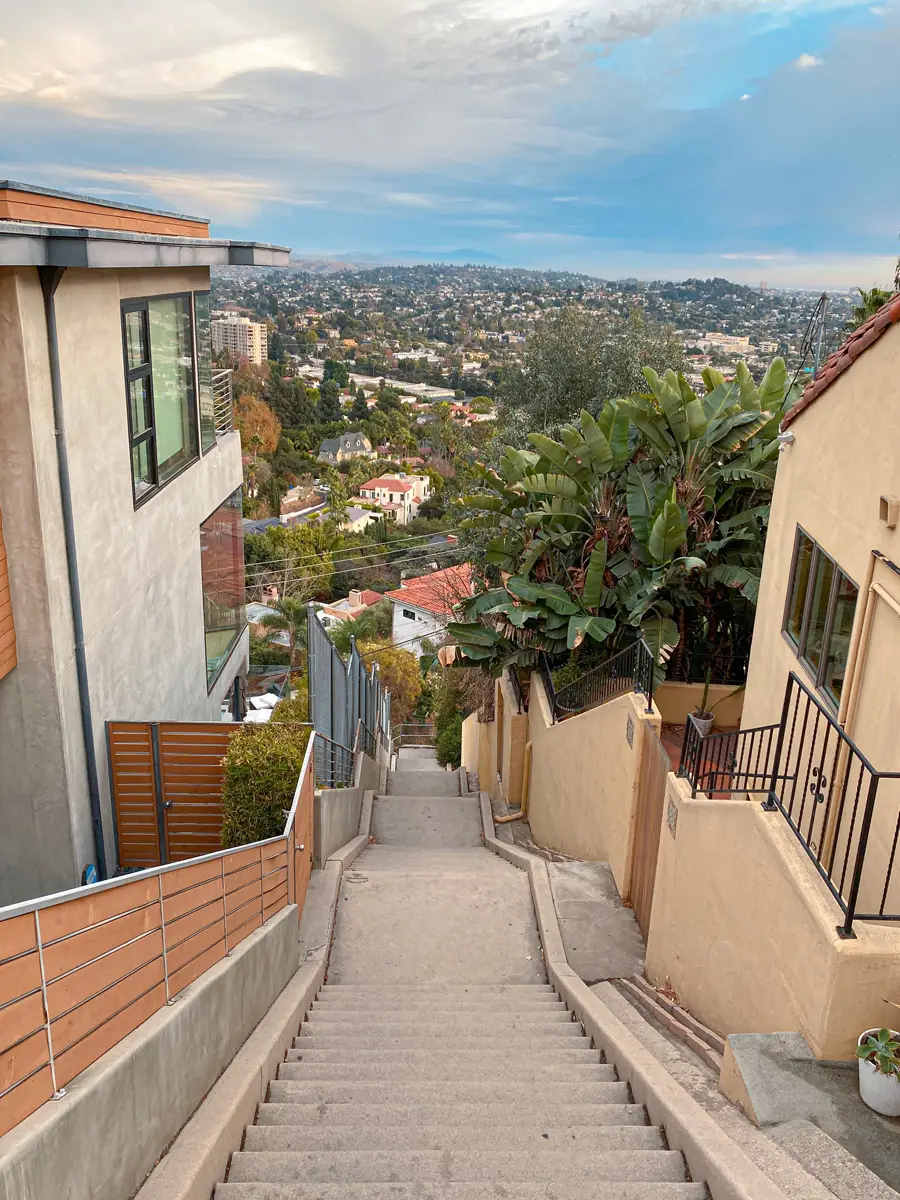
<box><xmin>0</xmin><ymin>179</ymin><xmax>208</xmax><ymax>223</ymax></box>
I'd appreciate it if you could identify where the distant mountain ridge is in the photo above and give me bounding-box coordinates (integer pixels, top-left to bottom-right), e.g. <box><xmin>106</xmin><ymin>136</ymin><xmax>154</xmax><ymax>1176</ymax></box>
<box><xmin>290</xmin><ymin>248</ymin><xmax>507</xmax><ymax>271</ymax></box>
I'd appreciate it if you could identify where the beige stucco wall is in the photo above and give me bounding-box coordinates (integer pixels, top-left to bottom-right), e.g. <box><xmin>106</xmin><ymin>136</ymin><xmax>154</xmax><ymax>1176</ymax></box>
<box><xmin>654</xmin><ymin>681</ymin><xmax>744</xmax><ymax>728</ymax></box>
<box><xmin>743</xmin><ymin>320</ymin><xmax>900</xmax><ymax>760</ymax></box>
<box><xmin>495</xmin><ymin>674</ymin><xmax>528</xmax><ymax>808</ymax></box>
<box><xmin>0</xmin><ymin>266</ymin><xmax>246</xmax><ymax>902</ymax></box>
<box><xmin>527</xmin><ymin>676</ymin><xmax>660</xmax><ymax>899</ymax></box>
<box><xmin>477</xmin><ymin>714</ymin><xmax>497</xmax><ymax>797</ymax></box>
<box><xmin>460</xmin><ymin>712</ymin><xmax>480</xmax><ymax>773</ymax></box>
<box><xmin>645</xmin><ymin>772</ymin><xmax>900</xmax><ymax>1060</ymax></box>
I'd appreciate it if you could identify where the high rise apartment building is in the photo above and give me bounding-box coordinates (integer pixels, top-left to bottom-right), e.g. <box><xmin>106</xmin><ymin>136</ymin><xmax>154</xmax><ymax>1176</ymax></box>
<box><xmin>211</xmin><ymin>315</ymin><xmax>268</xmax><ymax>365</ymax></box>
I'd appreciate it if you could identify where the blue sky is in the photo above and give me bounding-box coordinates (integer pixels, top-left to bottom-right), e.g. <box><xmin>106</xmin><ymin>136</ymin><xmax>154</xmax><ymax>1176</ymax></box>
<box><xmin>1</xmin><ymin>0</ymin><xmax>897</xmax><ymax>286</ymax></box>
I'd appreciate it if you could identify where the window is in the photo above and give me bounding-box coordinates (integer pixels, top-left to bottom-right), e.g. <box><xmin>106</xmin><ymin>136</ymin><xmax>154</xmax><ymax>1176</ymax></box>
<box><xmin>783</xmin><ymin>527</ymin><xmax>858</xmax><ymax>705</ymax></box>
<box><xmin>403</xmin><ymin>609</ymin><xmax>417</xmax><ymax>621</ymax></box>
<box><xmin>193</xmin><ymin>292</ymin><xmax>217</xmax><ymax>454</ymax></box>
<box><xmin>201</xmin><ymin>489</ymin><xmax>245</xmax><ymax>689</ymax></box>
<box><xmin>122</xmin><ymin>295</ymin><xmax>199</xmax><ymax>504</ymax></box>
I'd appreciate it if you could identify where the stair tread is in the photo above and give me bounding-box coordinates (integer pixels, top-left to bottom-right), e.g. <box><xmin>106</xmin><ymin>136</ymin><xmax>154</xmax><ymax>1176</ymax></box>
<box><xmin>217</xmin><ymin>1184</ymin><xmax>708</xmax><ymax>1199</ymax></box>
<box><xmin>277</xmin><ymin>1061</ymin><xmax>617</xmax><ymax>1081</ymax></box>
<box><xmin>256</xmin><ymin>1103</ymin><xmax>651</xmax><ymax>1127</ymax></box>
<box><xmin>243</xmin><ymin>1126</ymin><xmax>665</xmax><ymax>1152</ymax></box>
<box><xmin>227</xmin><ymin>1149</ymin><xmax>689</xmax><ymax>1184</ymax></box>
<box><xmin>267</xmin><ymin>1081</ymin><xmax>632</xmax><ymax>1103</ymax></box>
<box><xmin>288</xmin><ymin>1046</ymin><xmax>599</xmax><ymax>1062</ymax></box>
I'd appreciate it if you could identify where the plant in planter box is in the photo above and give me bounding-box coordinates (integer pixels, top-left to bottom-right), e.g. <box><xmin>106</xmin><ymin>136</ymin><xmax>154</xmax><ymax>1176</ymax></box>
<box><xmin>856</xmin><ymin>1027</ymin><xmax>900</xmax><ymax>1116</ymax></box>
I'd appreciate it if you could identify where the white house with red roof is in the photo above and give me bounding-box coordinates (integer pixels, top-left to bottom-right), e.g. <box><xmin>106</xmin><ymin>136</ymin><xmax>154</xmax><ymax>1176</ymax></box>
<box><xmin>384</xmin><ymin>563</ymin><xmax>472</xmax><ymax>656</ymax></box>
<box><xmin>357</xmin><ymin>473</ymin><xmax>431</xmax><ymax>526</ymax></box>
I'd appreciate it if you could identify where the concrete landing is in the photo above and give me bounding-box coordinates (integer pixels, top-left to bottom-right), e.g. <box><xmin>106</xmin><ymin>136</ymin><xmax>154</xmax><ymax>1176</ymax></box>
<box><xmin>548</xmin><ymin>861</ymin><xmax>645</xmax><ymax>984</ymax></box>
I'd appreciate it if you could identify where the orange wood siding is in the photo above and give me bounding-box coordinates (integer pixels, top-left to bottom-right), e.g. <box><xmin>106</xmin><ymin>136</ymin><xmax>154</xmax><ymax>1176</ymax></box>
<box><xmin>0</xmin><ymin>188</ymin><xmax>209</xmax><ymax>239</ymax></box>
<box><xmin>0</xmin><ymin>506</ymin><xmax>16</xmax><ymax>681</ymax></box>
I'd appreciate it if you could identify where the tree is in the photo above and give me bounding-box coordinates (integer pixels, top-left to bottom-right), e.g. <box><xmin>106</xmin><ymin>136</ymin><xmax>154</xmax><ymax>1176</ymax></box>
<box><xmin>318</xmin><ymin>379</ymin><xmax>344</xmax><ymax>423</ymax></box>
<box><xmin>258</xmin><ymin>595</ymin><xmax>310</xmax><ymax>691</ymax></box>
<box><xmin>268</xmin><ymin>330</ymin><xmax>285</xmax><ymax>365</ymax></box>
<box><xmin>496</xmin><ymin>306</ymin><xmax>684</xmax><ymax>440</ymax></box>
<box><xmin>235</xmin><ymin>393</ymin><xmax>281</xmax><ymax>454</ymax></box>
<box><xmin>330</xmin><ymin>600</ymin><xmax>393</xmax><ymax>655</ymax></box>
<box><xmin>324</xmin><ymin>358</ymin><xmax>351</xmax><ymax>388</ymax></box>
<box><xmin>847</xmin><ymin>286</ymin><xmax>894</xmax><ymax>330</ymax></box>
<box><xmin>351</xmin><ymin>388</ymin><xmax>370</xmax><ymax>421</ymax></box>
<box><xmin>358</xmin><ymin>641</ymin><xmax>422</xmax><ymax>725</ymax></box>
<box><xmin>451</xmin><ymin>358</ymin><xmax>797</xmax><ymax>676</ymax></box>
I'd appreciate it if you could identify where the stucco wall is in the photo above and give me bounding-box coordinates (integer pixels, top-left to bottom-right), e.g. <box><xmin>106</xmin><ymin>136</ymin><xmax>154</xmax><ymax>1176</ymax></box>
<box><xmin>527</xmin><ymin>676</ymin><xmax>660</xmax><ymax>899</ymax></box>
<box><xmin>314</xmin><ymin>750</ymin><xmax>378</xmax><ymax>866</ymax></box>
<box><xmin>0</xmin><ymin>266</ymin><xmax>245</xmax><ymax>903</ymax></box>
<box><xmin>460</xmin><ymin>712</ymin><xmax>480</xmax><ymax>773</ymax></box>
<box><xmin>654</xmin><ymin>681</ymin><xmax>744</xmax><ymax>728</ymax></box>
<box><xmin>496</xmin><ymin>673</ymin><xmax>528</xmax><ymax>808</ymax></box>
<box><xmin>645</xmin><ymin>772</ymin><xmax>900</xmax><ymax>1060</ymax></box>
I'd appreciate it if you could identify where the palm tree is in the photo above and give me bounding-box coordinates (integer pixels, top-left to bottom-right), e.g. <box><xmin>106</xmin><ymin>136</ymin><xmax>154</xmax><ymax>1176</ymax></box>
<box><xmin>259</xmin><ymin>595</ymin><xmax>309</xmax><ymax>693</ymax></box>
<box><xmin>848</xmin><ymin>286</ymin><xmax>894</xmax><ymax>331</ymax></box>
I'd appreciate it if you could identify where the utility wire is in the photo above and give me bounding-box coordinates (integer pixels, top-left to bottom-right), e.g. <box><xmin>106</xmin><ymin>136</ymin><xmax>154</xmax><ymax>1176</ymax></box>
<box><xmin>245</xmin><ymin>547</ymin><xmax>469</xmax><ymax>590</ymax></box>
<box><xmin>243</xmin><ymin>528</ymin><xmax>460</xmax><ymax>570</ymax></box>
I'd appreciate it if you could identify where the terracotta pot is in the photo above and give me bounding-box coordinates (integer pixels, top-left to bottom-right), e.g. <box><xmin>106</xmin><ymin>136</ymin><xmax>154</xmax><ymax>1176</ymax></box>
<box><xmin>858</xmin><ymin>1030</ymin><xmax>900</xmax><ymax>1116</ymax></box>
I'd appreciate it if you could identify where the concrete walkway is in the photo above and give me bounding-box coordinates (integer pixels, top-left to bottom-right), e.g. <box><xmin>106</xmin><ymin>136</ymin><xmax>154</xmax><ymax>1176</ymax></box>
<box><xmin>219</xmin><ymin>750</ymin><xmax>705</xmax><ymax>1198</ymax></box>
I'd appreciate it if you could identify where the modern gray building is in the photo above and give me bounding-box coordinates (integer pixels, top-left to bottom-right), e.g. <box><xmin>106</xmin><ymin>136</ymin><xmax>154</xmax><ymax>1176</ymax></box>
<box><xmin>0</xmin><ymin>181</ymin><xmax>289</xmax><ymax>903</ymax></box>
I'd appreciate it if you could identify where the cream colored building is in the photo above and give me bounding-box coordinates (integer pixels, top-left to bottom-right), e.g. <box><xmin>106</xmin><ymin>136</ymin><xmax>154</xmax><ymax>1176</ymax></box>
<box><xmin>211</xmin><ymin>315</ymin><xmax>268</xmax><ymax>365</ymax></box>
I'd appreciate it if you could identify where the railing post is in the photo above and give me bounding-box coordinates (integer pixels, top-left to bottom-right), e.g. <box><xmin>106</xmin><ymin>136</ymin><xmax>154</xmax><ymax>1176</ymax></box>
<box><xmin>259</xmin><ymin>844</ymin><xmax>266</xmax><ymax>925</ymax></box>
<box><xmin>762</xmin><ymin>676</ymin><xmax>794</xmax><ymax>812</ymax></box>
<box><xmin>221</xmin><ymin>857</ymin><xmax>230</xmax><ymax>957</ymax></box>
<box><xmin>838</xmin><ymin>773</ymin><xmax>880</xmax><ymax>939</ymax></box>
<box><xmin>34</xmin><ymin>911</ymin><xmax>66</xmax><ymax>1100</ymax></box>
<box><xmin>157</xmin><ymin>875</ymin><xmax>174</xmax><ymax>1004</ymax></box>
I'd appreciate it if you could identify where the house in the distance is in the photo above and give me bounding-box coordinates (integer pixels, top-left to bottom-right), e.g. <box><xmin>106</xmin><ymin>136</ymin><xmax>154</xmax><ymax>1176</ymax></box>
<box><xmin>317</xmin><ymin>432</ymin><xmax>374</xmax><ymax>465</ymax></box>
<box><xmin>357</xmin><ymin>473</ymin><xmax>431</xmax><ymax>526</ymax></box>
<box><xmin>0</xmin><ymin>179</ymin><xmax>288</xmax><ymax>903</ymax></box>
<box><xmin>320</xmin><ymin>589</ymin><xmax>385</xmax><ymax>624</ymax></box>
<box><xmin>385</xmin><ymin>563</ymin><xmax>472</xmax><ymax>656</ymax></box>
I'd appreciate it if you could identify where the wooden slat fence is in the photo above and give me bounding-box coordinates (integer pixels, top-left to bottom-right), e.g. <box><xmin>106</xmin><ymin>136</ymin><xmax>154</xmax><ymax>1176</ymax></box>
<box><xmin>0</xmin><ymin>732</ymin><xmax>316</xmax><ymax>1141</ymax></box>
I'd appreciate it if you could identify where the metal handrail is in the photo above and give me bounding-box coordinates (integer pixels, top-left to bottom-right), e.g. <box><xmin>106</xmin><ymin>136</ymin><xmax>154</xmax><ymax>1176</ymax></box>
<box><xmin>211</xmin><ymin>368</ymin><xmax>234</xmax><ymax>435</ymax></box>
<box><xmin>549</xmin><ymin>639</ymin><xmax>655</xmax><ymax>721</ymax></box>
<box><xmin>507</xmin><ymin>666</ymin><xmax>524</xmax><ymax>713</ymax></box>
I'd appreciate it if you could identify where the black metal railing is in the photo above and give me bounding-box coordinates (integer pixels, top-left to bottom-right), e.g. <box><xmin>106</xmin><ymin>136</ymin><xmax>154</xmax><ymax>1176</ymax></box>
<box><xmin>357</xmin><ymin>721</ymin><xmax>377</xmax><ymax>760</ymax></box>
<box><xmin>680</xmin><ymin>717</ymin><xmax>782</xmax><ymax>798</ymax></box>
<box><xmin>665</xmin><ymin>647</ymin><xmax>749</xmax><ymax>686</ymax></box>
<box><xmin>681</xmin><ymin>670</ymin><xmax>900</xmax><ymax>938</ymax></box>
<box><xmin>549</xmin><ymin>640</ymin><xmax>655</xmax><ymax>721</ymax></box>
<box><xmin>507</xmin><ymin>667</ymin><xmax>524</xmax><ymax>713</ymax></box>
<box><xmin>314</xmin><ymin>733</ymin><xmax>355</xmax><ymax>788</ymax></box>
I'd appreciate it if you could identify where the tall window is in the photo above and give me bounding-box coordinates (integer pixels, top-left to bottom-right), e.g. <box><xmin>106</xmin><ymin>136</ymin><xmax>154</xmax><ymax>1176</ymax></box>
<box><xmin>193</xmin><ymin>291</ymin><xmax>217</xmax><ymax>454</ymax></box>
<box><xmin>122</xmin><ymin>295</ymin><xmax>199</xmax><ymax>504</ymax></box>
<box><xmin>200</xmin><ymin>489</ymin><xmax>245</xmax><ymax>688</ymax></box>
<box><xmin>783</xmin><ymin>528</ymin><xmax>858</xmax><ymax>706</ymax></box>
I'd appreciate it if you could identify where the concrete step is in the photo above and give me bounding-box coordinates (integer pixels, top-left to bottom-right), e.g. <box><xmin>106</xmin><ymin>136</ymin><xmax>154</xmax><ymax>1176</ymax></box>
<box><xmin>306</xmin><ymin>1005</ymin><xmax>570</xmax><ymax>1020</ymax></box>
<box><xmin>277</xmin><ymin>1060</ymin><xmax>617</xmax><ymax>1081</ymax></box>
<box><xmin>384</xmin><ymin>775</ymin><xmax>460</xmax><ymax>796</ymax></box>
<box><xmin>295</xmin><ymin>1024</ymin><xmax>587</xmax><ymax>1041</ymax></box>
<box><xmin>288</xmin><ymin>1045</ymin><xmax>600</xmax><ymax>1063</ymax></box>
<box><xmin>267</xmin><ymin>1081</ymin><xmax>632</xmax><ymax>1105</ymax></box>
<box><xmin>217</xmin><ymin>1185</ymin><xmax>707</xmax><ymax>1200</ymax></box>
<box><xmin>255</xmin><ymin>1102</ymin><xmax>651</xmax><ymax>1128</ymax></box>
<box><xmin>226</xmin><ymin>1149</ymin><xmax>688</xmax><ymax>1185</ymax></box>
<box><xmin>313</xmin><ymin>993</ymin><xmax>563</xmax><ymax>1008</ymax></box>
<box><xmin>316</xmin><ymin>984</ymin><xmax>556</xmax><ymax>994</ymax></box>
<box><xmin>243</xmin><ymin>1125</ymin><xmax>666</xmax><ymax>1153</ymax></box>
<box><xmin>303</xmin><ymin>1011</ymin><xmax>576</xmax><ymax>1027</ymax></box>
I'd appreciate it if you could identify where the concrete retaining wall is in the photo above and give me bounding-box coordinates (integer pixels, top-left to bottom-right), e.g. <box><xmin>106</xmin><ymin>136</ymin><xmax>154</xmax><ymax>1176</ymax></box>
<box><xmin>527</xmin><ymin>678</ymin><xmax>660</xmax><ymax>899</ymax></box>
<box><xmin>0</xmin><ymin>905</ymin><xmax>299</xmax><ymax>1200</ymax></box>
<box><xmin>313</xmin><ymin>750</ymin><xmax>377</xmax><ymax>867</ymax></box>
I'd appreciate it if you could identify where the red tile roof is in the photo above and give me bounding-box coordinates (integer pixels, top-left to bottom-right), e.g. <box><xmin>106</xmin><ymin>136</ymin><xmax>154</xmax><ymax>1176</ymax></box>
<box><xmin>357</xmin><ymin>589</ymin><xmax>384</xmax><ymax>607</ymax></box>
<box><xmin>385</xmin><ymin>564</ymin><xmax>473</xmax><ymax>617</ymax></box>
<box><xmin>782</xmin><ymin>294</ymin><xmax>900</xmax><ymax>430</ymax></box>
<box><xmin>361</xmin><ymin>477</ymin><xmax>413</xmax><ymax>493</ymax></box>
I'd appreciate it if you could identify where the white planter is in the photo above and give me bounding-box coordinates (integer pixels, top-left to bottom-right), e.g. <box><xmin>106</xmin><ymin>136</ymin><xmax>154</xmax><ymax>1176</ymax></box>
<box><xmin>691</xmin><ymin>713</ymin><xmax>715</xmax><ymax>738</ymax></box>
<box><xmin>858</xmin><ymin>1030</ymin><xmax>900</xmax><ymax>1116</ymax></box>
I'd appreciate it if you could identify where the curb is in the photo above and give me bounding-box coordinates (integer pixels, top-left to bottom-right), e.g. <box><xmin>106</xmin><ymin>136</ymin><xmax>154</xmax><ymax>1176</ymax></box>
<box><xmin>134</xmin><ymin>792</ymin><xmax>375</xmax><ymax>1200</ymax></box>
<box><xmin>479</xmin><ymin>791</ymin><xmax>791</xmax><ymax>1200</ymax></box>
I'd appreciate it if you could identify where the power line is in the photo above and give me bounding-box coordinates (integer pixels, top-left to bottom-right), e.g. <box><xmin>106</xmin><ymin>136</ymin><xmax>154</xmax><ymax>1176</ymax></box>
<box><xmin>244</xmin><ymin>542</ymin><xmax>466</xmax><ymax>583</ymax></box>
<box><xmin>243</xmin><ymin>528</ymin><xmax>460</xmax><ymax>571</ymax></box>
<box><xmin>245</xmin><ymin>547</ymin><xmax>469</xmax><ymax>590</ymax></box>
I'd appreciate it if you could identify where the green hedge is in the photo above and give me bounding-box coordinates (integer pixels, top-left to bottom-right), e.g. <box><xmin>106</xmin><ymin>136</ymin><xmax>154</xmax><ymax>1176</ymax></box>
<box><xmin>273</xmin><ymin>682</ymin><xmax>308</xmax><ymax>723</ymax></box>
<box><xmin>435</xmin><ymin>712</ymin><xmax>463</xmax><ymax>770</ymax></box>
<box><xmin>221</xmin><ymin>723</ymin><xmax>312</xmax><ymax>848</ymax></box>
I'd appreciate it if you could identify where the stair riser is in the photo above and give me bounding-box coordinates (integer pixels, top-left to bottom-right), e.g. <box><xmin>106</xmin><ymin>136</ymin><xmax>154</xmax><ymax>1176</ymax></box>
<box><xmin>266</xmin><ymin>1082</ymin><xmax>632</xmax><ymax>1104</ymax></box>
<box><xmin>315</xmin><ymin>986</ymin><xmax>556</xmax><ymax>993</ymax></box>
<box><xmin>277</xmin><ymin>1063</ymin><xmax>617</xmax><ymax>1081</ymax></box>
<box><xmin>287</xmin><ymin>1047</ymin><xmax>600</xmax><ymax>1063</ymax></box>
<box><xmin>242</xmin><ymin>1126</ymin><xmax>666</xmax><ymax>1152</ymax></box>
<box><xmin>304</xmin><ymin>1013</ymin><xmax>575</xmax><ymax>1025</ymax></box>
<box><xmin>255</xmin><ymin>1102</ymin><xmax>651</xmax><ymax>1128</ymax></box>
<box><xmin>226</xmin><ymin>1149</ymin><xmax>688</xmax><ymax>1184</ymax></box>
<box><xmin>216</xmin><ymin>1186</ymin><xmax>708</xmax><ymax>1199</ymax></box>
<box><xmin>296</xmin><ymin>1026</ymin><xmax>586</xmax><ymax>1040</ymax></box>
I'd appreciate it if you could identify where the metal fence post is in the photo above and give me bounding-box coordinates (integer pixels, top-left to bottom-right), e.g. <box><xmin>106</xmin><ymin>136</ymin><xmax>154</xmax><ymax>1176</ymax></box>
<box><xmin>221</xmin><ymin>857</ymin><xmax>230</xmax><ymax>956</ymax></box>
<box><xmin>259</xmin><ymin>844</ymin><xmax>266</xmax><ymax>925</ymax></box>
<box><xmin>762</xmin><ymin>675</ymin><xmax>793</xmax><ymax>812</ymax></box>
<box><xmin>157</xmin><ymin>875</ymin><xmax>174</xmax><ymax>1004</ymax></box>
<box><xmin>34</xmin><ymin>911</ymin><xmax>66</xmax><ymax>1100</ymax></box>
<box><xmin>838</xmin><ymin>774</ymin><xmax>880</xmax><ymax>939</ymax></box>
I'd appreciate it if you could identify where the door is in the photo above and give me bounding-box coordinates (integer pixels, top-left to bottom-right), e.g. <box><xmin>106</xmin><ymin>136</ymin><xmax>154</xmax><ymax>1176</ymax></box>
<box><xmin>631</xmin><ymin>724</ymin><xmax>670</xmax><ymax>939</ymax></box>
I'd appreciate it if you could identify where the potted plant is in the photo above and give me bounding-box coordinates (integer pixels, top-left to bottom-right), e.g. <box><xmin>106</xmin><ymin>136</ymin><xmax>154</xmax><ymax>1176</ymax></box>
<box><xmin>856</xmin><ymin>1027</ymin><xmax>900</xmax><ymax>1116</ymax></box>
<box><xmin>689</xmin><ymin>674</ymin><xmax>745</xmax><ymax>740</ymax></box>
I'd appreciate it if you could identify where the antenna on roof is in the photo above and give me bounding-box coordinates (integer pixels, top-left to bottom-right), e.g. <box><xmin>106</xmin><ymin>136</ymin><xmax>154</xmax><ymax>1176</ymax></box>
<box><xmin>789</xmin><ymin>292</ymin><xmax>829</xmax><ymax>393</ymax></box>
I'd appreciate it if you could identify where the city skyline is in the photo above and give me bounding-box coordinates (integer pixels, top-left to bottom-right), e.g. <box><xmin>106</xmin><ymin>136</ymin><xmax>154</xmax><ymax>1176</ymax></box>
<box><xmin>1</xmin><ymin>0</ymin><xmax>898</xmax><ymax>287</ymax></box>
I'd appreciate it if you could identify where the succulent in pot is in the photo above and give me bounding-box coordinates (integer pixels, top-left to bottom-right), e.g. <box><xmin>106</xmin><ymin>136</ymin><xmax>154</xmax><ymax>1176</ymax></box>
<box><xmin>856</xmin><ymin>1027</ymin><xmax>900</xmax><ymax>1116</ymax></box>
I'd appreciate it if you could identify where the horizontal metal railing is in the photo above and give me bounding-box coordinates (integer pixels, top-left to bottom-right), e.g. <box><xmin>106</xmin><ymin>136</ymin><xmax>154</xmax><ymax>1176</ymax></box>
<box><xmin>393</xmin><ymin>723</ymin><xmax>436</xmax><ymax>749</ymax></box>
<box><xmin>211</xmin><ymin>369</ymin><xmax>234</xmax><ymax>436</ymax></box>
<box><xmin>664</xmin><ymin>647</ymin><xmax>749</xmax><ymax>686</ymax></box>
<box><xmin>0</xmin><ymin>728</ymin><xmax>316</xmax><ymax>1140</ymax></box>
<box><xmin>547</xmin><ymin>640</ymin><xmax>655</xmax><ymax>721</ymax></box>
<box><xmin>679</xmin><ymin>717</ymin><xmax>782</xmax><ymax>798</ymax></box>
<box><xmin>314</xmin><ymin>733</ymin><xmax>355</xmax><ymax>788</ymax></box>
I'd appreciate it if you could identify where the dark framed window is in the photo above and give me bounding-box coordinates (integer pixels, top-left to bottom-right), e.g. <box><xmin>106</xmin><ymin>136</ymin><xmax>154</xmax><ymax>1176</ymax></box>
<box><xmin>122</xmin><ymin>294</ymin><xmax>199</xmax><ymax>505</ymax></box>
<box><xmin>193</xmin><ymin>291</ymin><xmax>217</xmax><ymax>454</ymax></box>
<box><xmin>402</xmin><ymin>609</ymin><xmax>417</xmax><ymax>621</ymax></box>
<box><xmin>783</xmin><ymin>527</ymin><xmax>858</xmax><ymax>706</ymax></box>
<box><xmin>201</xmin><ymin>489</ymin><xmax>246</xmax><ymax>690</ymax></box>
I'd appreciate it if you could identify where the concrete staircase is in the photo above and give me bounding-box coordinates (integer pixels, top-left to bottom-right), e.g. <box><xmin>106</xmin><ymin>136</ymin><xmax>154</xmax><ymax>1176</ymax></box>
<box><xmin>216</xmin><ymin>750</ymin><xmax>707</xmax><ymax>1199</ymax></box>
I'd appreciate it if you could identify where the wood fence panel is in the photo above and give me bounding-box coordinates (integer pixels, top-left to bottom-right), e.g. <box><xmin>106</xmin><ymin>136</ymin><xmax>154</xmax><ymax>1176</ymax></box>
<box><xmin>631</xmin><ymin>724</ymin><xmax>671</xmax><ymax>940</ymax></box>
<box><xmin>107</xmin><ymin>723</ymin><xmax>160</xmax><ymax>868</ymax></box>
<box><xmin>158</xmin><ymin>724</ymin><xmax>235</xmax><ymax>861</ymax></box>
<box><xmin>0</xmin><ymin>507</ymin><xmax>16</xmax><ymax>681</ymax></box>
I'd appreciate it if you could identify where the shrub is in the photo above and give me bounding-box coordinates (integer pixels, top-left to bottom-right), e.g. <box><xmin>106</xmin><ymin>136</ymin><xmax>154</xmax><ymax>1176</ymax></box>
<box><xmin>436</xmin><ymin>712</ymin><xmax>463</xmax><ymax>769</ymax></box>
<box><xmin>249</xmin><ymin>634</ymin><xmax>290</xmax><ymax>666</ymax></box>
<box><xmin>273</xmin><ymin>680</ymin><xmax>309</xmax><ymax>723</ymax></box>
<box><xmin>221</xmin><ymin>723</ymin><xmax>312</xmax><ymax>848</ymax></box>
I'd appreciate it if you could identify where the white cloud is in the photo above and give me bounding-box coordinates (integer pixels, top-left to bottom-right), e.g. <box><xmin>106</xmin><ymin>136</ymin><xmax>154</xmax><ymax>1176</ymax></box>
<box><xmin>740</xmin><ymin>92</ymin><xmax>752</xmax><ymax>100</ymax></box>
<box><xmin>794</xmin><ymin>52</ymin><xmax>824</xmax><ymax>68</ymax></box>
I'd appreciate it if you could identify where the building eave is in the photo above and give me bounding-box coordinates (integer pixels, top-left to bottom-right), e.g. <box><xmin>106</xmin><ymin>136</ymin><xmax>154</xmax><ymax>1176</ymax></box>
<box><xmin>0</xmin><ymin>221</ymin><xmax>291</xmax><ymax>269</ymax></box>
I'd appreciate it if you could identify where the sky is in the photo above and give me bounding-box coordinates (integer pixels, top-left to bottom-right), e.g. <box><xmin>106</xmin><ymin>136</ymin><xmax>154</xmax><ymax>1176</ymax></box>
<box><xmin>1</xmin><ymin>0</ymin><xmax>898</xmax><ymax>287</ymax></box>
